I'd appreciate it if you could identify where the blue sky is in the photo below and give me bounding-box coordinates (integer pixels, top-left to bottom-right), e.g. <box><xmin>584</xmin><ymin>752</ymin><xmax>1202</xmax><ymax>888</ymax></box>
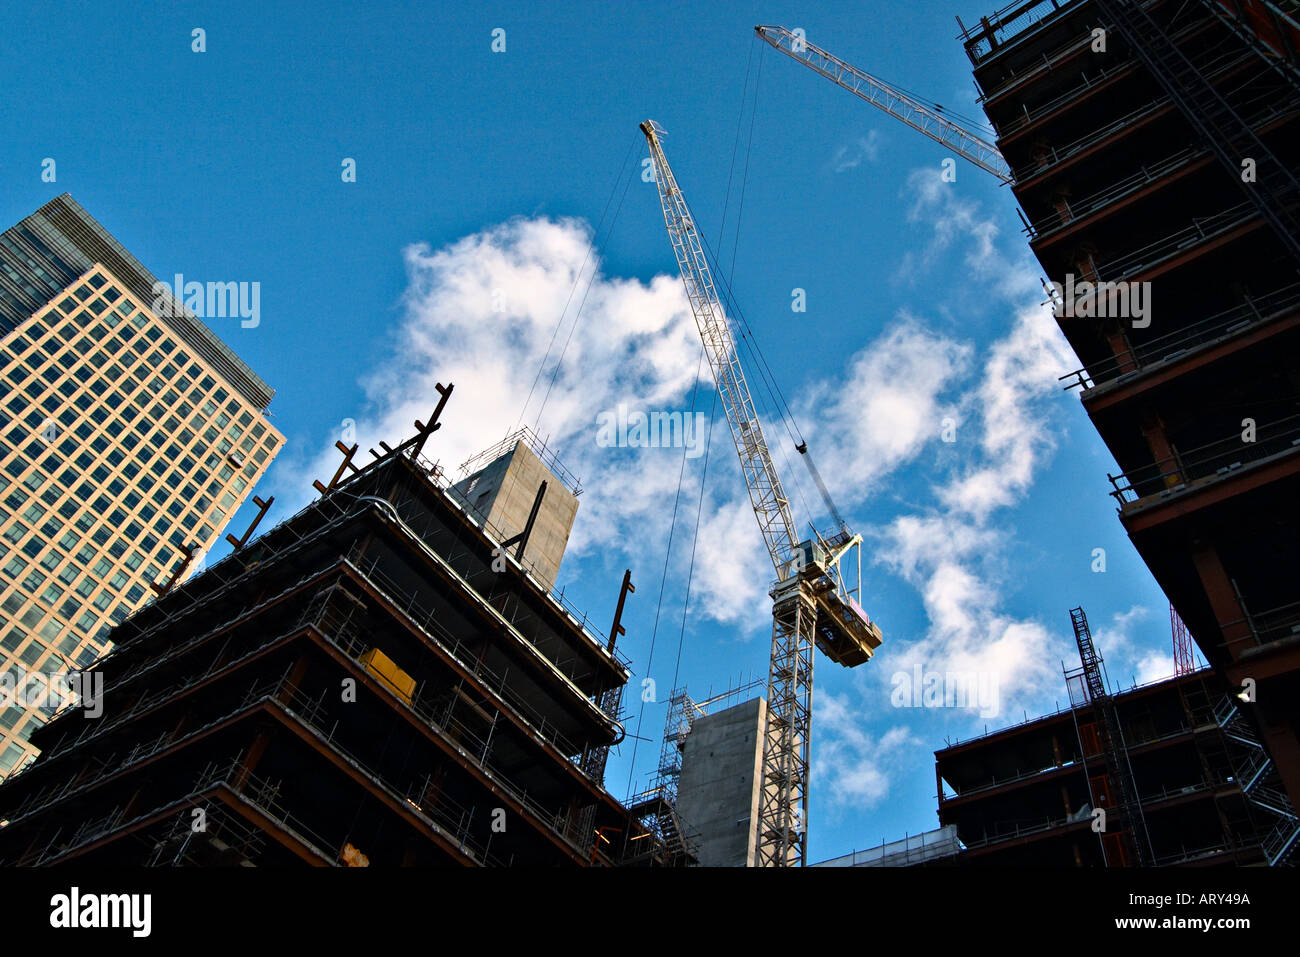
<box><xmin>2</xmin><ymin>0</ymin><xmax>1182</xmax><ymax>861</ymax></box>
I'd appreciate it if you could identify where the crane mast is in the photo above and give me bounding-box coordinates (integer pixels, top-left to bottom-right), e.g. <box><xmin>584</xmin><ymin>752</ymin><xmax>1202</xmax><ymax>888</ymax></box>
<box><xmin>755</xmin><ymin>25</ymin><xmax>1014</xmax><ymax>184</ymax></box>
<box><xmin>640</xmin><ymin>120</ymin><xmax>883</xmax><ymax>866</ymax></box>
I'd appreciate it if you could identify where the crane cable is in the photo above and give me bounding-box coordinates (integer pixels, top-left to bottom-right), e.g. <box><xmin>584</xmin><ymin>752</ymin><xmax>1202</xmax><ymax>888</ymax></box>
<box><xmin>483</xmin><ymin>134</ymin><xmax>637</xmax><ymax>576</ymax></box>
<box><xmin>516</xmin><ymin>134</ymin><xmax>638</xmax><ymax>434</ymax></box>
<box><xmin>665</xmin><ymin>32</ymin><xmax>757</xmax><ymax>700</ymax></box>
<box><xmin>622</xmin><ymin>342</ymin><xmax>711</xmax><ymax>799</ymax></box>
<box><xmin>694</xmin><ymin>41</ymin><xmax>840</xmax><ymax>535</ymax></box>
<box><xmin>632</xmin><ymin>33</ymin><xmax>772</xmax><ymax>794</ymax></box>
<box><xmin>532</xmin><ymin>152</ymin><xmax>639</xmax><ymax>435</ymax></box>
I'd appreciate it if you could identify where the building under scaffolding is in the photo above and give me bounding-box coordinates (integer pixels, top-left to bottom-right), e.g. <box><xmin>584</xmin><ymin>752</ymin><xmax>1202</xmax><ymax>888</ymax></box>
<box><xmin>622</xmin><ymin>679</ymin><xmax>766</xmax><ymax>866</ymax></box>
<box><xmin>0</xmin><ymin>399</ymin><xmax>673</xmax><ymax>866</ymax></box>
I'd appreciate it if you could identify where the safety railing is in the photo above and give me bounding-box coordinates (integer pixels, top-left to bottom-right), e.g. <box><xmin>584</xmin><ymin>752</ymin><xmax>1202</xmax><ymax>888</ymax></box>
<box><xmin>1060</xmin><ymin>283</ymin><xmax>1300</xmax><ymax>391</ymax></box>
<box><xmin>1107</xmin><ymin>414</ymin><xmax>1300</xmax><ymax>505</ymax></box>
<box><xmin>961</xmin><ymin>0</ymin><xmax>1080</xmax><ymax>64</ymax></box>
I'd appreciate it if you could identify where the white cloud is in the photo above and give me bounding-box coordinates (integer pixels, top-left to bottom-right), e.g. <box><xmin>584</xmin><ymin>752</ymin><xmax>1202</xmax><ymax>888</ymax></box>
<box><xmin>1089</xmin><ymin>605</ymin><xmax>1173</xmax><ymax>689</ymax></box>
<box><xmin>283</xmin><ymin>216</ymin><xmax>703</xmax><ymax>573</ymax></box>
<box><xmin>831</xmin><ymin>131</ymin><xmax>882</xmax><ymax>172</ymax></box>
<box><xmin>815</xmin><ymin>691</ymin><xmax>919</xmax><ymax>808</ymax></box>
<box><xmin>937</xmin><ymin>303</ymin><xmax>1076</xmax><ymax>521</ymax></box>
<box><xmin>850</xmin><ymin>298</ymin><xmax>1074</xmax><ymax>710</ymax></box>
<box><xmin>281</xmin><ymin>214</ymin><xmax>1004</xmax><ymax>641</ymax></box>
<box><xmin>1134</xmin><ymin>650</ymin><xmax>1175</xmax><ymax>686</ymax></box>
<box><xmin>813</xmin><ymin>170</ymin><xmax>1083</xmax><ymax>807</ymax></box>
<box><xmin>688</xmin><ymin>492</ymin><xmax>771</xmax><ymax>629</ymax></box>
<box><xmin>874</xmin><ymin>516</ymin><xmax>1060</xmax><ymax>707</ymax></box>
<box><xmin>801</xmin><ymin>318</ymin><xmax>970</xmax><ymax>503</ymax></box>
<box><xmin>280</xmin><ymin>215</ymin><xmax>795</xmax><ymax>633</ymax></box>
<box><xmin>894</xmin><ymin>167</ymin><xmax>1039</xmax><ymax>296</ymax></box>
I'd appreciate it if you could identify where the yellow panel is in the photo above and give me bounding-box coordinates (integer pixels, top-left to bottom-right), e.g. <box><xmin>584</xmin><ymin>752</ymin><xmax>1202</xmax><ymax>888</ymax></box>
<box><xmin>358</xmin><ymin>648</ymin><xmax>416</xmax><ymax>704</ymax></box>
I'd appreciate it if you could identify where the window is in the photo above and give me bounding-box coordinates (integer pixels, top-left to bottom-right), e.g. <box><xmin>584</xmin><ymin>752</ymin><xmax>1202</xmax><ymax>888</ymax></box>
<box><xmin>2</xmin><ymin>521</ymin><xmax>29</xmax><ymax>545</ymax></box>
<box><xmin>19</xmin><ymin>640</ymin><xmax>46</xmax><ymax>667</ymax></box>
<box><xmin>0</xmin><ymin>744</ymin><xmax>26</xmax><ymax>774</ymax></box>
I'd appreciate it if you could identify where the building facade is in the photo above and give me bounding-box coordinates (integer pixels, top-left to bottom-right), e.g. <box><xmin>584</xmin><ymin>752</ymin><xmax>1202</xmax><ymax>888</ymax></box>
<box><xmin>959</xmin><ymin>0</ymin><xmax>1300</xmax><ymax>809</ymax></box>
<box><xmin>0</xmin><ymin>195</ymin><xmax>282</xmax><ymax>777</ymax></box>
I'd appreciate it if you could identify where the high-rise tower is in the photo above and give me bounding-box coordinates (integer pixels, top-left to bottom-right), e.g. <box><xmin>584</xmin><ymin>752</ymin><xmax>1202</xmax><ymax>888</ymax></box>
<box><xmin>0</xmin><ymin>195</ymin><xmax>283</xmax><ymax>777</ymax></box>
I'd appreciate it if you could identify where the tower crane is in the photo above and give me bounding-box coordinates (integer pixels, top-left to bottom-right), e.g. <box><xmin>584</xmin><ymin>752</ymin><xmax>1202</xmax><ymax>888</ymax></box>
<box><xmin>755</xmin><ymin>24</ymin><xmax>1014</xmax><ymax>184</ymax></box>
<box><xmin>757</xmin><ymin>26</ymin><xmax>1226</xmax><ymax>676</ymax></box>
<box><xmin>640</xmin><ymin>119</ymin><xmax>883</xmax><ymax>867</ymax></box>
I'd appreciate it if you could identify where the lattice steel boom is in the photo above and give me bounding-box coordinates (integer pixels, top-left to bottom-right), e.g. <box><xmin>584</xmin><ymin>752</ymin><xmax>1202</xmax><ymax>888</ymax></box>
<box><xmin>640</xmin><ymin>120</ymin><xmax>799</xmax><ymax>576</ymax></box>
<box><xmin>640</xmin><ymin>120</ymin><xmax>883</xmax><ymax>867</ymax></box>
<box><xmin>755</xmin><ymin>24</ymin><xmax>1014</xmax><ymax>184</ymax></box>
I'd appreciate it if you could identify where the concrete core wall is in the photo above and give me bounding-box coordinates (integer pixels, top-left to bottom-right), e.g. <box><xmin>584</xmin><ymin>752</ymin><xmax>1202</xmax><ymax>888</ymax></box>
<box><xmin>450</xmin><ymin>441</ymin><xmax>578</xmax><ymax>591</ymax></box>
<box><xmin>676</xmin><ymin>697</ymin><xmax>765</xmax><ymax>867</ymax></box>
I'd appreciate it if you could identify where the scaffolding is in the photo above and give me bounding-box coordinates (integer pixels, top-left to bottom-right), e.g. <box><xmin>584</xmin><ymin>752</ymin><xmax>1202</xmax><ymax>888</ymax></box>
<box><xmin>1064</xmin><ymin>607</ymin><xmax>1152</xmax><ymax>866</ymax></box>
<box><xmin>457</xmin><ymin>426</ymin><xmax>583</xmax><ymax>497</ymax></box>
<box><xmin>1171</xmin><ymin>605</ymin><xmax>1198</xmax><ymax>675</ymax></box>
<box><xmin>620</xmin><ymin>675</ymin><xmax>767</xmax><ymax>866</ymax></box>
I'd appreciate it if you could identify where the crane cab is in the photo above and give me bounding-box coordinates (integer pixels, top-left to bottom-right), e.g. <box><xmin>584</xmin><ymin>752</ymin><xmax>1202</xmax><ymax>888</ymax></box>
<box><xmin>775</xmin><ymin>537</ymin><xmax>883</xmax><ymax>668</ymax></box>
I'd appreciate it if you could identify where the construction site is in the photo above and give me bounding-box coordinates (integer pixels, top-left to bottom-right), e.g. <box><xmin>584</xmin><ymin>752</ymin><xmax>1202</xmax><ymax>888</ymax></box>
<box><xmin>0</xmin><ymin>0</ymin><xmax>1297</xmax><ymax>871</ymax></box>
<box><xmin>0</xmin><ymin>393</ymin><xmax>710</xmax><ymax>865</ymax></box>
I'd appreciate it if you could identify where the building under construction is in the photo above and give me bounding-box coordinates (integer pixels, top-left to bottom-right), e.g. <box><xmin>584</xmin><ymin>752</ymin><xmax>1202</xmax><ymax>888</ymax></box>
<box><xmin>0</xmin><ymin>397</ymin><xmax>682</xmax><ymax>866</ymax></box>
<box><xmin>935</xmin><ymin>608</ymin><xmax>1296</xmax><ymax>866</ymax></box>
<box><xmin>958</xmin><ymin>0</ymin><xmax>1300</xmax><ymax>817</ymax></box>
<box><xmin>624</xmin><ymin>679</ymin><xmax>768</xmax><ymax>867</ymax></box>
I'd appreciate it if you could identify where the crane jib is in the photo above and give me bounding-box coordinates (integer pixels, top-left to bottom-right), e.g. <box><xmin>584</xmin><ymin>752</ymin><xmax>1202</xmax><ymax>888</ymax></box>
<box><xmin>755</xmin><ymin>24</ymin><xmax>1013</xmax><ymax>184</ymax></box>
<box><xmin>641</xmin><ymin>122</ymin><xmax>801</xmax><ymax>572</ymax></box>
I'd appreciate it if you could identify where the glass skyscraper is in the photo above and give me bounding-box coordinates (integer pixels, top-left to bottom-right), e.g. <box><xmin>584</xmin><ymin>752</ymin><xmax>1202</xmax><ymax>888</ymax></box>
<box><xmin>0</xmin><ymin>194</ymin><xmax>282</xmax><ymax>777</ymax></box>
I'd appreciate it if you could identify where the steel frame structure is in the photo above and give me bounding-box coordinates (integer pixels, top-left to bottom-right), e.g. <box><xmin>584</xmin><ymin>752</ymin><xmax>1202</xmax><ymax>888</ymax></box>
<box><xmin>1067</xmin><ymin>606</ymin><xmax>1153</xmax><ymax>865</ymax></box>
<box><xmin>1091</xmin><ymin>0</ymin><xmax>1300</xmax><ymax>264</ymax></box>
